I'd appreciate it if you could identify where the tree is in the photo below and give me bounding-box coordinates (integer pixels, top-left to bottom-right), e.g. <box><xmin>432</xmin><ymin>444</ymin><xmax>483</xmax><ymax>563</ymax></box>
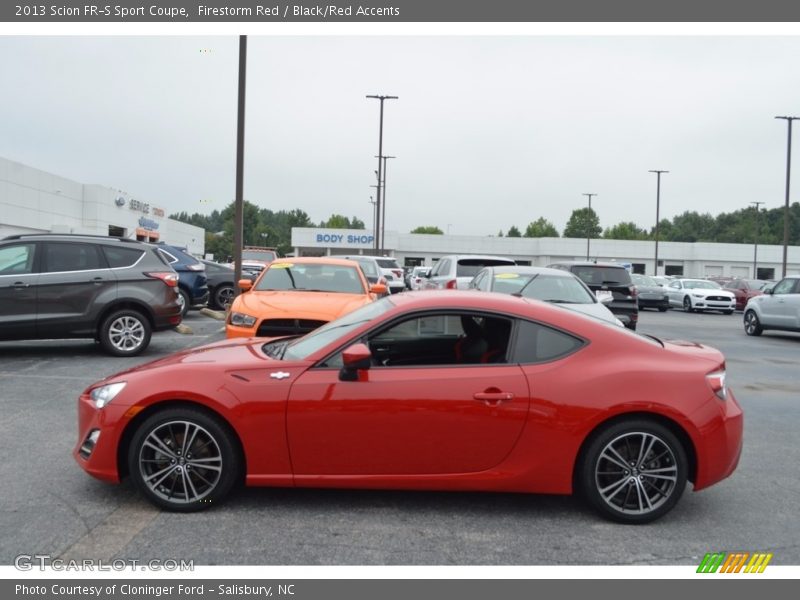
<box><xmin>603</xmin><ymin>221</ymin><xmax>649</xmax><ymax>240</ymax></box>
<box><xmin>319</xmin><ymin>214</ymin><xmax>365</xmax><ymax>229</ymax></box>
<box><xmin>524</xmin><ymin>218</ymin><xmax>559</xmax><ymax>238</ymax></box>
<box><xmin>410</xmin><ymin>226</ymin><xmax>444</xmax><ymax>234</ymax></box>
<box><xmin>506</xmin><ymin>226</ymin><xmax>521</xmax><ymax>237</ymax></box>
<box><xmin>562</xmin><ymin>208</ymin><xmax>601</xmax><ymax>239</ymax></box>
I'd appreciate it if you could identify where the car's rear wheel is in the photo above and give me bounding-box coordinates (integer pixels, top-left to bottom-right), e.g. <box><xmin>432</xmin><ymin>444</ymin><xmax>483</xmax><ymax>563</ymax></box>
<box><xmin>744</xmin><ymin>310</ymin><xmax>763</xmax><ymax>336</ymax></box>
<box><xmin>578</xmin><ymin>419</ymin><xmax>688</xmax><ymax>524</ymax></box>
<box><xmin>128</xmin><ymin>408</ymin><xmax>239</xmax><ymax>511</ymax></box>
<box><xmin>214</xmin><ymin>285</ymin><xmax>235</xmax><ymax>310</ymax></box>
<box><xmin>99</xmin><ymin>309</ymin><xmax>151</xmax><ymax>357</ymax></box>
<box><xmin>723</xmin><ymin>310</ymin><xmax>734</xmax><ymax>315</ymax></box>
<box><xmin>683</xmin><ymin>296</ymin><xmax>693</xmax><ymax>313</ymax></box>
<box><xmin>658</xmin><ymin>307</ymin><xmax>668</xmax><ymax>312</ymax></box>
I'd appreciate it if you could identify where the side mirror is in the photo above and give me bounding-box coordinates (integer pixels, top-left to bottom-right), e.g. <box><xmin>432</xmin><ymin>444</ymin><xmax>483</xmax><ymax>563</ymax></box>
<box><xmin>238</xmin><ymin>279</ymin><xmax>253</xmax><ymax>292</ymax></box>
<box><xmin>764</xmin><ymin>287</ymin><xmax>773</xmax><ymax>295</ymax></box>
<box><xmin>339</xmin><ymin>343</ymin><xmax>372</xmax><ymax>381</ymax></box>
<box><xmin>370</xmin><ymin>283</ymin><xmax>388</xmax><ymax>295</ymax></box>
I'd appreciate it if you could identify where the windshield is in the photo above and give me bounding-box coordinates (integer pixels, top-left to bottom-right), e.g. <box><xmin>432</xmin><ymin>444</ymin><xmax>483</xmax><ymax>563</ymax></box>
<box><xmin>492</xmin><ymin>273</ymin><xmax>594</xmax><ymax>304</ymax></box>
<box><xmin>282</xmin><ymin>297</ymin><xmax>396</xmax><ymax>361</ymax></box>
<box><xmin>255</xmin><ymin>262</ymin><xmax>366</xmax><ymax>294</ymax></box>
<box><xmin>632</xmin><ymin>274</ymin><xmax>657</xmax><ymax>287</ymax></box>
<box><xmin>456</xmin><ymin>258</ymin><xmax>515</xmax><ymax>278</ymax></box>
<box><xmin>571</xmin><ymin>266</ymin><xmax>631</xmax><ymax>286</ymax></box>
<box><xmin>683</xmin><ymin>280</ymin><xmax>721</xmax><ymax>290</ymax></box>
<box><xmin>376</xmin><ymin>258</ymin><xmax>400</xmax><ymax>269</ymax></box>
<box><xmin>347</xmin><ymin>257</ymin><xmax>378</xmax><ymax>278</ymax></box>
<box><xmin>242</xmin><ymin>250</ymin><xmax>277</xmax><ymax>262</ymax></box>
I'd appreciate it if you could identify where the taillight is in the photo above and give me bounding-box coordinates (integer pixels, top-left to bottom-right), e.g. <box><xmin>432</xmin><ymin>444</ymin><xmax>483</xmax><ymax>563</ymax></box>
<box><xmin>145</xmin><ymin>272</ymin><xmax>179</xmax><ymax>287</ymax></box>
<box><xmin>706</xmin><ymin>368</ymin><xmax>728</xmax><ymax>400</ymax></box>
<box><xmin>445</xmin><ymin>279</ymin><xmax>458</xmax><ymax>289</ymax></box>
<box><xmin>629</xmin><ymin>285</ymin><xmax>639</xmax><ymax>298</ymax></box>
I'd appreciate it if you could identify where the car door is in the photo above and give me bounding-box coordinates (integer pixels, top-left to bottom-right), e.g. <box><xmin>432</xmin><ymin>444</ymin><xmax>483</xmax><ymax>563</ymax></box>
<box><xmin>760</xmin><ymin>278</ymin><xmax>800</xmax><ymax>329</ymax></box>
<box><xmin>0</xmin><ymin>242</ymin><xmax>39</xmax><ymax>340</ymax></box>
<box><xmin>36</xmin><ymin>241</ymin><xmax>117</xmax><ymax>337</ymax></box>
<box><xmin>286</xmin><ymin>310</ymin><xmax>530</xmax><ymax>477</ymax></box>
<box><xmin>667</xmin><ymin>280</ymin><xmax>683</xmax><ymax>306</ymax></box>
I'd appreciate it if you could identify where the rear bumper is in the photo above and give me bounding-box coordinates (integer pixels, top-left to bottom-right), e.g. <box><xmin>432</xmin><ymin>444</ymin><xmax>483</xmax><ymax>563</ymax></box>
<box><xmin>692</xmin><ymin>390</ymin><xmax>744</xmax><ymax>491</ymax></box>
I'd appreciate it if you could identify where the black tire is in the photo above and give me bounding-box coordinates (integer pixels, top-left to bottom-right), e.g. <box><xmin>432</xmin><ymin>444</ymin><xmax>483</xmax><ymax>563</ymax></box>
<box><xmin>127</xmin><ymin>407</ymin><xmax>240</xmax><ymax>512</ymax></box>
<box><xmin>744</xmin><ymin>310</ymin><xmax>763</xmax><ymax>336</ymax></box>
<box><xmin>214</xmin><ymin>284</ymin><xmax>235</xmax><ymax>310</ymax></box>
<box><xmin>177</xmin><ymin>288</ymin><xmax>190</xmax><ymax>318</ymax></box>
<box><xmin>98</xmin><ymin>309</ymin><xmax>151</xmax><ymax>357</ymax></box>
<box><xmin>723</xmin><ymin>310</ymin><xmax>734</xmax><ymax>315</ymax></box>
<box><xmin>626</xmin><ymin>322</ymin><xmax>637</xmax><ymax>331</ymax></box>
<box><xmin>658</xmin><ymin>307</ymin><xmax>668</xmax><ymax>312</ymax></box>
<box><xmin>577</xmin><ymin>419</ymin><xmax>688</xmax><ymax>524</ymax></box>
<box><xmin>683</xmin><ymin>296</ymin><xmax>694</xmax><ymax>313</ymax></box>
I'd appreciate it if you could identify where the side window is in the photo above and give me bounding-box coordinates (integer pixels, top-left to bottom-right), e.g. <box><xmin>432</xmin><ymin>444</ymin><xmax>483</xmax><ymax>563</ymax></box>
<box><xmin>471</xmin><ymin>271</ymin><xmax>485</xmax><ymax>290</ymax></box>
<box><xmin>438</xmin><ymin>259</ymin><xmax>452</xmax><ymax>276</ymax></box>
<box><xmin>773</xmin><ymin>278</ymin><xmax>796</xmax><ymax>295</ymax></box>
<box><xmin>0</xmin><ymin>243</ymin><xmax>36</xmax><ymax>275</ymax></box>
<box><xmin>325</xmin><ymin>312</ymin><xmax>513</xmax><ymax>368</ymax></box>
<box><xmin>102</xmin><ymin>246</ymin><xmax>145</xmax><ymax>268</ymax></box>
<box><xmin>157</xmin><ymin>249</ymin><xmax>178</xmax><ymax>264</ymax></box>
<box><xmin>512</xmin><ymin>320</ymin><xmax>585</xmax><ymax>364</ymax></box>
<box><xmin>42</xmin><ymin>243</ymin><xmax>103</xmax><ymax>273</ymax></box>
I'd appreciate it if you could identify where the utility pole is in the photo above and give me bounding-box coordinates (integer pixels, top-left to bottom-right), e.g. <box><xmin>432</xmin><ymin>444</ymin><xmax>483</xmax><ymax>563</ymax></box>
<box><xmin>366</xmin><ymin>94</ymin><xmax>398</xmax><ymax>253</ymax></box>
<box><xmin>583</xmin><ymin>193</ymin><xmax>597</xmax><ymax>260</ymax></box>
<box><xmin>233</xmin><ymin>35</ymin><xmax>247</xmax><ymax>296</ymax></box>
<box><xmin>649</xmin><ymin>170</ymin><xmax>669</xmax><ymax>276</ymax></box>
<box><xmin>380</xmin><ymin>155</ymin><xmax>395</xmax><ymax>251</ymax></box>
<box><xmin>751</xmin><ymin>201</ymin><xmax>765</xmax><ymax>278</ymax></box>
<box><xmin>775</xmin><ymin>116</ymin><xmax>798</xmax><ymax>278</ymax></box>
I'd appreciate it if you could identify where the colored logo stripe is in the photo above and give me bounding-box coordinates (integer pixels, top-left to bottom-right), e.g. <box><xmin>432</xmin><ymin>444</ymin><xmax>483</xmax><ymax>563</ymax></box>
<box><xmin>696</xmin><ymin>552</ymin><xmax>772</xmax><ymax>573</ymax></box>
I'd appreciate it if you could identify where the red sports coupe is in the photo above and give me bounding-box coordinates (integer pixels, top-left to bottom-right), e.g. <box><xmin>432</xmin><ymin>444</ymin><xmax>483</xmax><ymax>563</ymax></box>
<box><xmin>74</xmin><ymin>291</ymin><xmax>743</xmax><ymax>523</ymax></box>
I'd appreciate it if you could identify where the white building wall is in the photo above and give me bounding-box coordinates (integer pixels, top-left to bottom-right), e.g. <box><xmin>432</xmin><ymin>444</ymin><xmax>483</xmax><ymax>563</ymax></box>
<box><xmin>0</xmin><ymin>157</ymin><xmax>204</xmax><ymax>256</ymax></box>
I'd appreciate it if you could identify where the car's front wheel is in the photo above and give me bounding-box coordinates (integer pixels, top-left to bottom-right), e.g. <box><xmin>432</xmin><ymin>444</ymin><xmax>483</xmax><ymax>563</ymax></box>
<box><xmin>128</xmin><ymin>407</ymin><xmax>240</xmax><ymax>511</ymax></box>
<box><xmin>744</xmin><ymin>310</ymin><xmax>763</xmax><ymax>336</ymax></box>
<box><xmin>99</xmin><ymin>309</ymin><xmax>151</xmax><ymax>357</ymax></box>
<box><xmin>177</xmin><ymin>288</ymin><xmax>190</xmax><ymax>317</ymax></box>
<box><xmin>214</xmin><ymin>285</ymin><xmax>235</xmax><ymax>310</ymax></box>
<box><xmin>683</xmin><ymin>296</ymin><xmax>694</xmax><ymax>313</ymax></box>
<box><xmin>578</xmin><ymin>419</ymin><xmax>688</xmax><ymax>524</ymax></box>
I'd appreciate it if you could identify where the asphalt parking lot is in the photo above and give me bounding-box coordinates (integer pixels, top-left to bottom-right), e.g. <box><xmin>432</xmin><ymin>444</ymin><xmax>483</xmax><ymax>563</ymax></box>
<box><xmin>0</xmin><ymin>307</ymin><xmax>798</xmax><ymax>566</ymax></box>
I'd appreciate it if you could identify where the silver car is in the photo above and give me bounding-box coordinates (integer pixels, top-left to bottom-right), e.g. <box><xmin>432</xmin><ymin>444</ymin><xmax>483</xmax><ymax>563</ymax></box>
<box><xmin>470</xmin><ymin>266</ymin><xmax>623</xmax><ymax>327</ymax></box>
<box><xmin>423</xmin><ymin>254</ymin><xmax>516</xmax><ymax>290</ymax></box>
<box><xmin>743</xmin><ymin>275</ymin><xmax>800</xmax><ymax>336</ymax></box>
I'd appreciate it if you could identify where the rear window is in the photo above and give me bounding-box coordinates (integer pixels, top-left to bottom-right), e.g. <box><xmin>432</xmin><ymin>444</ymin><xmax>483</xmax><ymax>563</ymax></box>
<box><xmin>376</xmin><ymin>259</ymin><xmax>400</xmax><ymax>269</ymax></box>
<box><xmin>456</xmin><ymin>258</ymin><xmax>515</xmax><ymax>278</ymax></box>
<box><xmin>242</xmin><ymin>250</ymin><xmax>277</xmax><ymax>262</ymax></box>
<box><xmin>103</xmin><ymin>245</ymin><xmax>145</xmax><ymax>268</ymax></box>
<box><xmin>571</xmin><ymin>266</ymin><xmax>632</xmax><ymax>286</ymax></box>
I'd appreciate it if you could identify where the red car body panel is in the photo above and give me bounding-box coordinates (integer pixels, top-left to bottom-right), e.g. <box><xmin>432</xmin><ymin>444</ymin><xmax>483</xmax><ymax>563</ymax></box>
<box><xmin>74</xmin><ymin>292</ymin><xmax>743</xmax><ymax>499</ymax></box>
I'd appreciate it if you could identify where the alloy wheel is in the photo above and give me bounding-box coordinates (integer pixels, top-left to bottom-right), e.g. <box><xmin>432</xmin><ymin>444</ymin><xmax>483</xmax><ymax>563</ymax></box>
<box><xmin>108</xmin><ymin>315</ymin><xmax>146</xmax><ymax>352</ymax></box>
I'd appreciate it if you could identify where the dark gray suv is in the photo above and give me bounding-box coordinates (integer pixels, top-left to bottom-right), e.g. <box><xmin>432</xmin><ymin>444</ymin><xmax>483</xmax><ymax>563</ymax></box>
<box><xmin>0</xmin><ymin>234</ymin><xmax>183</xmax><ymax>356</ymax></box>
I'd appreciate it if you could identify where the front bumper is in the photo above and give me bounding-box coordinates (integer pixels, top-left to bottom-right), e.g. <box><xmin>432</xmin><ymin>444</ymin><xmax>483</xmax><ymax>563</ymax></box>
<box><xmin>73</xmin><ymin>393</ymin><xmax>126</xmax><ymax>483</ymax></box>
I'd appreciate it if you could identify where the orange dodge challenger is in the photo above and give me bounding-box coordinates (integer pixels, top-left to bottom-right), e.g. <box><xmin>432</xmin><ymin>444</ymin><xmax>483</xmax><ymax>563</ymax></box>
<box><xmin>226</xmin><ymin>257</ymin><xmax>387</xmax><ymax>338</ymax></box>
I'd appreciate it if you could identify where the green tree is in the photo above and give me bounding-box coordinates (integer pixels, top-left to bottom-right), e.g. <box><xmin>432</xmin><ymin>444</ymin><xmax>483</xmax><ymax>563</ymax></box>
<box><xmin>506</xmin><ymin>226</ymin><xmax>521</xmax><ymax>237</ymax></box>
<box><xmin>319</xmin><ymin>214</ymin><xmax>366</xmax><ymax>229</ymax></box>
<box><xmin>524</xmin><ymin>217</ymin><xmax>559</xmax><ymax>238</ymax></box>
<box><xmin>562</xmin><ymin>208</ymin><xmax>601</xmax><ymax>239</ymax></box>
<box><xmin>603</xmin><ymin>221</ymin><xmax>649</xmax><ymax>240</ymax></box>
<box><xmin>411</xmin><ymin>226</ymin><xmax>444</xmax><ymax>234</ymax></box>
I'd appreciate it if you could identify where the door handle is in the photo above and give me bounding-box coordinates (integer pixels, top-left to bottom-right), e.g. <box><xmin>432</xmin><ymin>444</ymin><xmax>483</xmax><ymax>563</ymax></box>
<box><xmin>11</xmin><ymin>282</ymin><xmax>30</xmax><ymax>289</ymax></box>
<box><xmin>92</xmin><ymin>277</ymin><xmax>105</xmax><ymax>284</ymax></box>
<box><xmin>473</xmin><ymin>391</ymin><xmax>514</xmax><ymax>405</ymax></box>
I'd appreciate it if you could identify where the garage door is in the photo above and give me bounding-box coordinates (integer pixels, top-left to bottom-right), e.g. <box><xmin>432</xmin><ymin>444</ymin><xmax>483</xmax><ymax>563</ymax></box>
<box><xmin>704</xmin><ymin>265</ymin><xmax>723</xmax><ymax>276</ymax></box>
<box><xmin>731</xmin><ymin>266</ymin><xmax>749</xmax><ymax>278</ymax></box>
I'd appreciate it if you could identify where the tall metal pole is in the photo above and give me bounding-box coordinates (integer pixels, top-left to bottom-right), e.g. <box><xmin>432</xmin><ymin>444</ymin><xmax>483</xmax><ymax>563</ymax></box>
<box><xmin>583</xmin><ymin>193</ymin><xmax>596</xmax><ymax>260</ymax></box>
<box><xmin>776</xmin><ymin>116</ymin><xmax>798</xmax><ymax>278</ymax></box>
<box><xmin>366</xmin><ymin>94</ymin><xmax>398</xmax><ymax>253</ymax></box>
<box><xmin>233</xmin><ymin>35</ymin><xmax>247</xmax><ymax>296</ymax></box>
<box><xmin>649</xmin><ymin>170</ymin><xmax>669</xmax><ymax>276</ymax></box>
<box><xmin>380</xmin><ymin>155</ymin><xmax>395</xmax><ymax>251</ymax></box>
<box><xmin>751</xmin><ymin>201</ymin><xmax>765</xmax><ymax>278</ymax></box>
<box><xmin>369</xmin><ymin>196</ymin><xmax>377</xmax><ymax>240</ymax></box>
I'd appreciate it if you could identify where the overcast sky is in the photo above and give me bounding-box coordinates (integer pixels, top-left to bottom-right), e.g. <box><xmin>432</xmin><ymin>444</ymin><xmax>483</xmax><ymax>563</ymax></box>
<box><xmin>2</xmin><ymin>35</ymin><xmax>800</xmax><ymax>235</ymax></box>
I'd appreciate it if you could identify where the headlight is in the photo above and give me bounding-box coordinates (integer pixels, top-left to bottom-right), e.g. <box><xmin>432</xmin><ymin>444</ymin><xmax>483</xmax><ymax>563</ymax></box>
<box><xmin>90</xmin><ymin>382</ymin><xmax>127</xmax><ymax>409</ymax></box>
<box><xmin>692</xmin><ymin>293</ymin><xmax>705</xmax><ymax>298</ymax></box>
<box><xmin>230</xmin><ymin>312</ymin><xmax>257</xmax><ymax>327</ymax></box>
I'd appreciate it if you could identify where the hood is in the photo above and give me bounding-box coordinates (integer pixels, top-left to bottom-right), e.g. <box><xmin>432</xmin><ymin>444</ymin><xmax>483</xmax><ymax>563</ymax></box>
<box><xmin>235</xmin><ymin>290</ymin><xmax>374</xmax><ymax>321</ymax></box>
<box><xmin>686</xmin><ymin>288</ymin><xmax>735</xmax><ymax>298</ymax></box>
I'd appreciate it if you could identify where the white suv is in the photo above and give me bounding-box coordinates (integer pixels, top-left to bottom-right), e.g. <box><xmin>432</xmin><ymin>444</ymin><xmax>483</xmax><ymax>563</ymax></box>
<box><xmin>343</xmin><ymin>255</ymin><xmax>405</xmax><ymax>294</ymax></box>
<box><xmin>422</xmin><ymin>254</ymin><xmax>516</xmax><ymax>290</ymax></box>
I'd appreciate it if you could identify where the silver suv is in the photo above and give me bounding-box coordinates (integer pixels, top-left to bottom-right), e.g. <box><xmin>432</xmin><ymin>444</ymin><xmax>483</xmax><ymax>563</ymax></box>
<box><xmin>344</xmin><ymin>255</ymin><xmax>405</xmax><ymax>294</ymax></box>
<box><xmin>743</xmin><ymin>275</ymin><xmax>800</xmax><ymax>336</ymax></box>
<box><xmin>422</xmin><ymin>254</ymin><xmax>516</xmax><ymax>290</ymax></box>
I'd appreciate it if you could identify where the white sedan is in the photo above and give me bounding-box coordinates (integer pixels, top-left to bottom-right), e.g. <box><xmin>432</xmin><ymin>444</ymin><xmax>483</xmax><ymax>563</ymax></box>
<box><xmin>666</xmin><ymin>279</ymin><xmax>736</xmax><ymax>314</ymax></box>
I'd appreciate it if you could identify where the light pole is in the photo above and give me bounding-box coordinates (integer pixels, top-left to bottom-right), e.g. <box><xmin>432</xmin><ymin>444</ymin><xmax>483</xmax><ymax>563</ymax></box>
<box><xmin>380</xmin><ymin>155</ymin><xmax>395</xmax><ymax>251</ymax></box>
<box><xmin>583</xmin><ymin>193</ymin><xmax>597</xmax><ymax>260</ymax></box>
<box><xmin>368</xmin><ymin>196</ymin><xmax>377</xmax><ymax>241</ymax></box>
<box><xmin>233</xmin><ymin>35</ymin><xmax>247</xmax><ymax>297</ymax></box>
<box><xmin>751</xmin><ymin>201</ymin><xmax>764</xmax><ymax>278</ymax></box>
<box><xmin>775</xmin><ymin>116</ymin><xmax>798</xmax><ymax>278</ymax></box>
<box><xmin>649</xmin><ymin>170</ymin><xmax>669</xmax><ymax>276</ymax></box>
<box><xmin>366</xmin><ymin>94</ymin><xmax>398</xmax><ymax>253</ymax></box>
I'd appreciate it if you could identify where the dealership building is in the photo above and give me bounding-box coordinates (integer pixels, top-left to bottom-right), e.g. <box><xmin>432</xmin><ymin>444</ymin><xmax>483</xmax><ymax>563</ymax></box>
<box><xmin>0</xmin><ymin>157</ymin><xmax>205</xmax><ymax>255</ymax></box>
<box><xmin>291</xmin><ymin>227</ymin><xmax>800</xmax><ymax>280</ymax></box>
